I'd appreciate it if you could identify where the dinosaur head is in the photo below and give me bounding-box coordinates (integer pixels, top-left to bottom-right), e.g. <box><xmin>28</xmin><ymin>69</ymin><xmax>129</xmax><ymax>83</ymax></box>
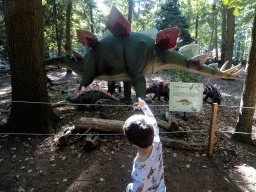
<box><xmin>43</xmin><ymin>54</ymin><xmax>84</xmax><ymax>76</ymax></box>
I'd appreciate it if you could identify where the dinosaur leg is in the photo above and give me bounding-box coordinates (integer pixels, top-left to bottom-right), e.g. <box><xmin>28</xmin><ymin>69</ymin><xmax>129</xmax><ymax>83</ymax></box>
<box><xmin>123</xmin><ymin>81</ymin><xmax>132</xmax><ymax>103</ymax></box>
<box><xmin>108</xmin><ymin>81</ymin><xmax>116</xmax><ymax>94</ymax></box>
<box><xmin>130</xmin><ymin>73</ymin><xmax>146</xmax><ymax>100</ymax></box>
<box><xmin>203</xmin><ymin>95</ymin><xmax>209</xmax><ymax>102</ymax></box>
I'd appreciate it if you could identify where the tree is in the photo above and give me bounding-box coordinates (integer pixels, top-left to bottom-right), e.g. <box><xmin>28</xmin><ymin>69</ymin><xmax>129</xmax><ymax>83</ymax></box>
<box><xmin>234</xmin><ymin>9</ymin><xmax>256</xmax><ymax>145</ymax></box>
<box><xmin>65</xmin><ymin>0</ymin><xmax>73</xmax><ymax>76</ymax></box>
<box><xmin>224</xmin><ymin>5</ymin><xmax>235</xmax><ymax>69</ymax></box>
<box><xmin>128</xmin><ymin>0</ymin><xmax>134</xmax><ymax>24</ymax></box>
<box><xmin>156</xmin><ymin>0</ymin><xmax>193</xmax><ymax>47</ymax></box>
<box><xmin>1</xmin><ymin>0</ymin><xmax>59</xmax><ymax>133</ymax></box>
<box><xmin>221</xmin><ymin>3</ymin><xmax>227</xmax><ymax>64</ymax></box>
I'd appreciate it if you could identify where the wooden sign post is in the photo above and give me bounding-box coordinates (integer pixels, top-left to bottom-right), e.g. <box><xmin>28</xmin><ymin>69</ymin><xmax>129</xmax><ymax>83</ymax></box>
<box><xmin>207</xmin><ymin>103</ymin><xmax>218</xmax><ymax>157</ymax></box>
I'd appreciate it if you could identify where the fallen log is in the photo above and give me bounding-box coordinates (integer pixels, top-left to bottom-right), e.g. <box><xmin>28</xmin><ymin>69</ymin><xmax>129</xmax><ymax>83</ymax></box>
<box><xmin>156</xmin><ymin>118</ymin><xmax>169</xmax><ymax>130</ymax></box>
<box><xmin>160</xmin><ymin>137</ymin><xmax>206</xmax><ymax>151</ymax></box>
<box><xmin>74</xmin><ymin>117</ymin><xmax>206</xmax><ymax>150</ymax></box>
<box><xmin>75</xmin><ymin>117</ymin><xmax>124</xmax><ymax>133</ymax></box>
<box><xmin>156</xmin><ymin>118</ymin><xmax>186</xmax><ymax>137</ymax></box>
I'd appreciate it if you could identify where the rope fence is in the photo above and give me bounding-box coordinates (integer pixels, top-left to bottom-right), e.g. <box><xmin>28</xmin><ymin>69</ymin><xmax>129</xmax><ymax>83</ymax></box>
<box><xmin>2</xmin><ymin>100</ymin><xmax>256</xmax><ymax>109</ymax></box>
<box><xmin>0</xmin><ymin>100</ymin><xmax>256</xmax><ymax>140</ymax></box>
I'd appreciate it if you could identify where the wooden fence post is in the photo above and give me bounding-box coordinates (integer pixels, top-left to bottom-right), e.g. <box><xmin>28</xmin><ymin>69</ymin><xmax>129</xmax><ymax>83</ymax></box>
<box><xmin>207</xmin><ymin>103</ymin><xmax>218</xmax><ymax>157</ymax></box>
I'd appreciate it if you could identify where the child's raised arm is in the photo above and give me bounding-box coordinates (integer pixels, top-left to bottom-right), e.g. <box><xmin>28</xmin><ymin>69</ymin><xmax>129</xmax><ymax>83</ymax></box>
<box><xmin>133</xmin><ymin>98</ymin><xmax>160</xmax><ymax>141</ymax></box>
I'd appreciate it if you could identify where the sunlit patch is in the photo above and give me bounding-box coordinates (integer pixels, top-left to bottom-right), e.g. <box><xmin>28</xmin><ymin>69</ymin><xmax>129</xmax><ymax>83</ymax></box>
<box><xmin>47</xmin><ymin>71</ymin><xmax>69</xmax><ymax>81</ymax></box>
<box><xmin>0</xmin><ymin>87</ymin><xmax>11</xmax><ymax>96</ymax></box>
<box><xmin>231</xmin><ymin>164</ymin><xmax>256</xmax><ymax>191</ymax></box>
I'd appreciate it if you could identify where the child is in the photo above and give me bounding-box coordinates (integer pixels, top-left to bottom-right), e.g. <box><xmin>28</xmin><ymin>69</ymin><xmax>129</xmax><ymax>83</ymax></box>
<box><xmin>123</xmin><ymin>98</ymin><xmax>166</xmax><ymax>192</ymax></box>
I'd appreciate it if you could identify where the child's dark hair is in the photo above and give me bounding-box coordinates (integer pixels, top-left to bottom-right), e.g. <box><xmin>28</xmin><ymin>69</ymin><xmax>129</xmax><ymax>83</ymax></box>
<box><xmin>123</xmin><ymin>115</ymin><xmax>154</xmax><ymax>148</ymax></box>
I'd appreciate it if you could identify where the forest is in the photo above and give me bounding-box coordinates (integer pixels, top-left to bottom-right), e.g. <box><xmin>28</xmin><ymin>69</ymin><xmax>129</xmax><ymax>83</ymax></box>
<box><xmin>0</xmin><ymin>0</ymin><xmax>256</xmax><ymax>191</ymax></box>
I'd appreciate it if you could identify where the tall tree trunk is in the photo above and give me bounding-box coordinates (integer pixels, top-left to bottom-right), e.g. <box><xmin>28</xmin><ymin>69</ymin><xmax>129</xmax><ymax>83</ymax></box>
<box><xmin>128</xmin><ymin>0</ymin><xmax>134</xmax><ymax>25</ymax></box>
<box><xmin>65</xmin><ymin>0</ymin><xmax>73</xmax><ymax>76</ymax></box>
<box><xmin>213</xmin><ymin>0</ymin><xmax>218</xmax><ymax>60</ymax></box>
<box><xmin>234</xmin><ymin>11</ymin><xmax>256</xmax><ymax>145</ymax></box>
<box><xmin>221</xmin><ymin>5</ymin><xmax>227</xmax><ymax>65</ymax></box>
<box><xmin>1</xmin><ymin>0</ymin><xmax>59</xmax><ymax>133</ymax></box>
<box><xmin>89</xmin><ymin>1</ymin><xmax>94</xmax><ymax>34</ymax></box>
<box><xmin>224</xmin><ymin>7</ymin><xmax>235</xmax><ymax>69</ymax></box>
<box><xmin>195</xmin><ymin>15</ymin><xmax>198</xmax><ymax>43</ymax></box>
<box><xmin>236</xmin><ymin>34</ymin><xmax>240</xmax><ymax>60</ymax></box>
<box><xmin>214</xmin><ymin>14</ymin><xmax>218</xmax><ymax>60</ymax></box>
<box><xmin>53</xmin><ymin>0</ymin><xmax>63</xmax><ymax>56</ymax></box>
<box><xmin>207</xmin><ymin>30</ymin><xmax>214</xmax><ymax>56</ymax></box>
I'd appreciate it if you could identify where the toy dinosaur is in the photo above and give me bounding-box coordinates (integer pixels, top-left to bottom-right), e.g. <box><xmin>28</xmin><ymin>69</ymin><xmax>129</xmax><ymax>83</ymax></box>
<box><xmin>66</xmin><ymin>85</ymin><xmax>121</xmax><ymax>107</ymax></box>
<box><xmin>44</xmin><ymin>6</ymin><xmax>243</xmax><ymax>103</ymax></box>
<box><xmin>146</xmin><ymin>82</ymin><xmax>169</xmax><ymax>101</ymax></box>
<box><xmin>203</xmin><ymin>85</ymin><xmax>222</xmax><ymax>104</ymax></box>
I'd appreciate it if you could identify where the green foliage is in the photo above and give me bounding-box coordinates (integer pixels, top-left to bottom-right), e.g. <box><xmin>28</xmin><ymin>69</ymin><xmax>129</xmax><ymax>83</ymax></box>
<box><xmin>165</xmin><ymin>69</ymin><xmax>205</xmax><ymax>83</ymax></box>
<box><xmin>155</xmin><ymin>0</ymin><xmax>193</xmax><ymax>47</ymax></box>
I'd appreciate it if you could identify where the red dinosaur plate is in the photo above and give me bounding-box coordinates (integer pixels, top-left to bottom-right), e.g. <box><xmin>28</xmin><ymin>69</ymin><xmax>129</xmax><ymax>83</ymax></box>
<box><xmin>76</xmin><ymin>29</ymin><xmax>98</xmax><ymax>47</ymax></box>
<box><xmin>107</xmin><ymin>6</ymin><xmax>131</xmax><ymax>37</ymax></box>
<box><xmin>156</xmin><ymin>28</ymin><xmax>179</xmax><ymax>50</ymax></box>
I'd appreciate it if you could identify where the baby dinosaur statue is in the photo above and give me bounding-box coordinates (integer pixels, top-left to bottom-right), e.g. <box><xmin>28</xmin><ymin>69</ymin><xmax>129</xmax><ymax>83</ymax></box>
<box><xmin>43</xmin><ymin>6</ymin><xmax>243</xmax><ymax>102</ymax></box>
<box><xmin>203</xmin><ymin>84</ymin><xmax>222</xmax><ymax>105</ymax></box>
<box><xmin>66</xmin><ymin>84</ymin><xmax>121</xmax><ymax>107</ymax></box>
<box><xmin>146</xmin><ymin>82</ymin><xmax>169</xmax><ymax>101</ymax></box>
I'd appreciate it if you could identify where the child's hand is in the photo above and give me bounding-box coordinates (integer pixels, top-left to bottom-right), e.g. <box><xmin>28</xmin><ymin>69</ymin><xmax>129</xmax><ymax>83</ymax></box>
<box><xmin>133</xmin><ymin>98</ymin><xmax>146</xmax><ymax>109</ymax></box>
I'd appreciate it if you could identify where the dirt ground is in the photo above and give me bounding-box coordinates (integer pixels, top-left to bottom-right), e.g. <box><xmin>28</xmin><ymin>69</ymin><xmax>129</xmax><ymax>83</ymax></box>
<box><xmin>0</xmin><ymin>67</ymin><xmax>256</xmax><ymax>192</ymax></box>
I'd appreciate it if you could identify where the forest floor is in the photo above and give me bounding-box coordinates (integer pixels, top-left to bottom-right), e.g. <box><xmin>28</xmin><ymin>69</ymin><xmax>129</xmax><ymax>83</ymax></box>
<box><xmin>0</xmin><ymin>67</ymin><xmax>256</xmax><ymax>192</ymax></box>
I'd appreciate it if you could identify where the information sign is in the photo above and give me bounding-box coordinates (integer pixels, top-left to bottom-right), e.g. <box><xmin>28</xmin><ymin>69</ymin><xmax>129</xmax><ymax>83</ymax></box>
<box><xmin>169</xmin><ymin>82</ymin><xmax>203</xmax><ymax>112</ymax></box>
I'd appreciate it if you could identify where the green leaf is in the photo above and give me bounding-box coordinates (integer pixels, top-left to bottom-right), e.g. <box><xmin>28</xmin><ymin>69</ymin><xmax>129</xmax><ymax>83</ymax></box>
<box><xmin>63</xmin><ymin>178</ymin><xmax>68</xmax><ymax>182</ymax></box>
<box><xmin>233</xmin><ymin>9</ymin><xmax>239</xmax><ymax>16</ymax></box>
<box><xmin>186</xmin><ymin>164</ymin><xmax>190</xmax><ymax>168</ymax></box>
<box><xmin>85</xmin><ymin>158</ymin><xmax>89</xmax><ymax>162</ymax></box>
<box><xmin>51</xmin><ymin>164</ymin><xmax>56</xmax><ymax>167</ymax></box>
<box><xmin>30</xmin><ymin>188</ymin><xmax>35</xmax><ymax>192</ymax></box>
<box><xmin>62</xmin><ymin>156</ymin><xmax>66</xmax><ymax>160</ymax></box>
<box><xmin>60</xmin><ymin>168</ymin><xmax>64</xmax><ymax>173</ymax></box>
<box><xmin>100</xmin><ymin>177</ymin><xmax>104</xmax><ymax>182</ymax></box>
<box><xmin>18</xmin><ymin>187</ymin><xmax>25</xmax><ymax>192</ymax></box>
<box><xmin>127</xmin><ymin>154</ymin><xmax>132</xmax><ymax>158</ymax></box>
<box><xmin>223</xmin><ymin>0</ymin><xmax>229</xmax><ymax>5</ymax></box>
<box><xmin>70</xmin><ymin>145</ymin><xmax>75</xmax><ymax>150</ymax></box>
<box><xmin>173</xmin><ymin>153</ymin><xmax>177</xmax><ymax>158</ymax></box>
<box><xmin>27</xmin><ymin>169</ymin><xmax>33</xmax><ymax>173</ymax></box>
<box><xmin>23</xmin><ymin>143</ymin><xmax>30</xmax><ymax>148</ymax></box>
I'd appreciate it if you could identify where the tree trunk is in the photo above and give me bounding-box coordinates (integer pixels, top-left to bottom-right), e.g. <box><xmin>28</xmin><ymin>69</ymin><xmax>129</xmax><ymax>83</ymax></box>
<box><xmin>54</xmin><ymin>0</ymin><xmax>63</xmax><ymax>56</ymax></box>
<box><xmin>128</xmin><ymin>0</ymin><xmax>134</xmax><ymax>25</ymax></box>
<box><xmin>1</xmin><ymin>0</ymin><xmax>59</xmax><ymax>133</ymax></box>
<box><xmin>65</xmin><ymin>0</ymin><xmax>73</xmax><ymax>76</ymax></box>
<box><xmin>224</xmin><ymin>7</ymin><xmax>235</xmax><ymax>69</ymax></box>
<box><xmin>234</xmin><ymin>11</ymin><xmax>256</xmax><ymax>145</ymax></box>
<box><xmin>207</xmin><ymin>30</ymin><xmax>214</xmax><ymax>56</ymax></box>
<box><xmin>214</xmin><ymin>13</ymin><xmax>218</xmax><ymax>60</ymax></box>
<box><xmin>195</xmin><ymin>16</ymin><xmax>198</xmax><ymax>43</ymax></box>
<box><xmin>89</xmin><ymin>2</ymin><xmax>94</xmax><ymax>34</ymax></box>
<box><xmin>221</xmin><ymin>5</ymin><xmax>227</xmax><ymax>65</ymax></box>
